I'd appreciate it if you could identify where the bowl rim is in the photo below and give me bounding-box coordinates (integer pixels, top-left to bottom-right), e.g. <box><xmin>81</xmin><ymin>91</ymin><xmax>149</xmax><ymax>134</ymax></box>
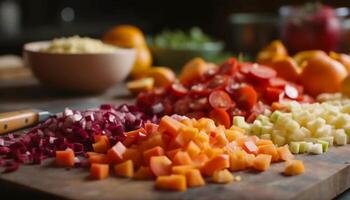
<box><xmin>23</xmin><ymin>41</ymin><xmax>136</xmax><ymax>56</ymax></box>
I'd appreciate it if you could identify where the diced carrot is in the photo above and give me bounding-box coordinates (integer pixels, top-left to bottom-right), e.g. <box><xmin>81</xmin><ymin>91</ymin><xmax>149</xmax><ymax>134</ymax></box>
<box><xmin>94</xmin><ymin>135</ymin><xmax>110</xmax><ymax>147</ymax></box>
<box><xmin>211</xmin><ymin>126</ymin><xmax>229</xmax><ymax>148</ymax></box>
<box><xmin>277</xmin><ymin>145</ymin><xmax>295</xmax><ymax>161</ymax></box>
<box><xmin>123</xmin><ymin>128</ymin><xmax>147</xmax><ymax>147</ymax></box>
<box><xmin>123</xmin><ymin>148</ymin><xmax>142</xmax><ymax>167</ymax></box>
<box><xmin>90</xmin><ymin>163</ymin><xmax>109</xmax><ymax>180</ymax></box>
<box><xmin>171</xmin><ymin>127</ymin><xmax>198</xmax><ymax>148</ymax></box>
<box><xmin>172</xmin><ymin>165</ymin><xmax>194</xmax><ymax>175</ymax></box>
<box><xmin>166</xmin><ymin>148</ymin><xmax>181</xmax><ymax>160</ymax></box>
<box><xmin>156</xmin><ymin>174</ymin><xmax>187</xmax><ymax>192</ymax></box>
<box><xmin>86</xmin><ymin>151</ymin><xmax>99</xmax><ymax>158</ymax></box>
<box><xmin>139</xmin><ymin>134</ymin><xmax>165</xmax><ymax>151</ymax></box>
<box><xmin>242</xmin><ymin>141</ymin><xmax>259</xmax><ymax>155</ymax></box>
<box><xmin>229</xmin><ymin>150</ymin><xmax>247</xmax><ymax>171</ymax></box>
<box><xmin>192</xmin><ymin>153</ymin><xmax>209</xmax><ymax>168</ymax></box>
<box><xmin>209</xmin><ymin>108</ymin><xmax>231</xmax><ymax>128</ymax></box>
<box><xmin>107</xmin><ymin>142</ymin><xmax>126</xmax><ymax>163</ymax></box>
<box><xmin>230</xmin><ymin>125</ymin><xmax>245</xmax><ymax>133</ymax></box>
<box><xmin>256</xmin><ymin>139</ymin><xmax>274</xmax><ymax>146</ymax></box>
<box><xmin>212</xmin><ymin>169</ymin><xmax>234</xmax><ymax>184</ymax></box>
<box><xmin>89</xmin><ymin>154</ymin><xmax>110</xmax><ymax>164</ymax></box>
<box><xmin>186</xmin><ymin>169</ymin><xmax>205</xmax><ymax>187</ymax></box>
<box><xmin>144</xmin><ymin>122</ymin><xmax>158</xmax><ymax>135</ymax></box>
<box><xmin>150</xmin><ymin>156</ymin><xmax>172</xmax><ymax>176</ymax></box>
<box><xmin>172</xmin><ymin>151</ymin><xmax>193</xmax><ymax>166</ymax></box>
<box><xmin>284</xmin><ymin>160</ymin><xmax>305</xmax><ymax>176</ymax></box>
<box><xmin>245</xmin><ymin>153</ymin><xmax>255</xmax><ymax>168</ymax></box>
<box><xmin>224</xmin><ymin>130</ymin><xmax>242</xmax><ymax>142</ymax></box>
<box><xmin>55</xmin><ymin>148</ymin><xmax>75</xmax><ymax>167</ymax></box>
<box><xmin>92</xmin><ymin>139</ymin><xmax>109</xmax><ymax>153</ymax></box>
<box><xmin>180</xmin><ymin>118</ymin><xmax>193</xmax><ymax>127</ymax></box>
<box><xmin>186</xmin><ymin>141</ymin><xmax>201</xmax><ymax>158</ymax></box>
<box><xmin>158</xmin><ymin>116</ymin><xmax>183</xmax><ymax>136</ymax></box>
<box><xmin>133</xmin><ymin>166</ymin><xmax>155</xmax><ymax>180</ymax></box>
<box><xmin>114</xmin><ymin>160</ymin><xmax>134</xmax><ymax>178</ymax></box>
<box><xmin>201</xmin><ymin>154</ymin><xmax>230</xmax><ymax>176</ymax></box>
<box><xmin>143</xmin><ymin>146</ymin><xmax>165</xmax><ymax>165</ymax></box>
<box><xmin>253</xmin><ymin>154</ymin><xmax>272</xmax><ymax>171</ymax></box>
<box><xmin>258</xmin><ymin>144</ymin><xmax>279</xmax><ymax>162</ymax></box>
<box><xmin>204</xmin><ymin>148</ymin><xmax>224</xmax><ymax>159</ymax></box>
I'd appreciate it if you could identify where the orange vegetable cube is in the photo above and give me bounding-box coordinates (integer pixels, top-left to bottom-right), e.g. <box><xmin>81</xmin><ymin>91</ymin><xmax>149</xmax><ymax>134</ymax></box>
<box><xmin>90</xmin><ymin>163</ymin><xmax>109</xmax><ymax>180</ymax></box>
<box><xmin>211</xmin><ymin>126</ymin><xmax>229</xmax><ymax>148</ymax></box>
<box><xmin>123</xmin><ymin>128</ymin><xmax>147</xmax><ymax>147</ymax></box>
<box><xmin>133</xmin><ymin>166</ymin><xmax>154</xmax><ymax>180</ymax></box>
<box><xmin>123</xmin><ymin>148</ymin><xmax>142</xmax><ymax>167</ymax></box>
<box><xmin>230</xmin><ymin>125</ymin><xmax>245</xmax><ymax>133</ymax></box>
<box><xmin>139</xmin><ymin>134</ymin><xmax>165</xmax><ymax>151</ymax></box>
<box><xmin>114</xmin><ymin>160</ymin><xmax>134</xmax><ymax>178</ymax></box>
<box><xmin>144</xmin><ymin>122</ymin><xmax>158</xmax><ymax>135</ymax></box>
<box><xmin>172</xmin><ymin>165</ymin><xmax>194</xmax><ymax>175</ymax></box>
<box><xmin>256</xmin><ymin>139</ymin><xmax>273</xmax><ymax>146</ymax></box>
<box><xmin>212</xmin><ymin>169</ymin><xmax>234</xmax><ymax>184</ymax></box>
<box><xmin>284</xmin><ymin>160</ymin><xmax>305</xmax><ymax>176</ymax></box>
<box><xmin>171</xmin><ymin>127</ymin><xmax>198</xmax><ymax>147</ymax></box>
<box><xmin>201</xmin><ymin>154</ymin><xmax>230</xmax><ymax>176</ymax></box>
<box><xmin>94</xmin><ymin>135</ymin><xmax>110</xmax><ymax>146</ymax></box>
<box><xmin>155</xmin><ymin>174</ymin><xmax>187</xmax><ymax>192</ymax></box>
<box><xmin>180</xmin><ymin>118</ymin><xmax>193</xmax><ymax>127</ymax></box>
<box><xmin>92</xmin><ymin>139</ymin><xmax>109</xmax><ymax>153</ymax></box>
<box><xmin>186</xmin><ymin>169</ymin><xmax>205</xmax><ymax>187</ymax></box>
<box><xmin>86</xmin><ymin>151</ymin><xmax>100</xmax><ymax>158</ymax></box>
<box><xmin>166</xmin><ymin>148</ymin><xmax>181</xmax><ymax>160</ymax></box>
<box><xmin>192</xmin><ymin>153</ymin><xmax>209</xmax><ymax>168</ymax></box>
<box><xmin>158</xmin><ymin>116</ymin><xmax>183</xmax><ymax>136</ymax></box>
<box><xmin>150</xmin><ymin>156</ymin><xmax>172</xmax><ymax>176</ymax></box>
<box><xmin>186</xmin><ymin>141</ymin><xmax>201</xmax><ymax>158</ymax></box>
<box><xmin>204</xmin><ymin>148</ymin><xmax>224</xmax><ymax>159</ymax></box>
<box><xmin>258</xmin><ymin>144</ymin><xmax>279</xmax><ymax>162</ymax></box>
<box><xmin>172</xmin><ymin>151</ymin><xmax>193</xmax><ymax>166</ymax></box>
<box><xmin>245</xmin><ymin>153</ymin><xmax>255</xmax><ymax>168</ymax></box>
<box><xmin>55</xmin><ymin>148</ymin><xmax>75</xmax><ymax>167</ymax></box>
<box><xmin>143</xmin><ymin>146</ymin><xmax>165</xmax><ymax>165</ymax></box>
<box><xmin>242</xmin><ymin>141</ymin><xmax>259</xmax><ymax>155</ymax></box>
<box><xmin>277</xmin><ymin>145</ymin><xmax>295</xmax><ymax>161</ymax></box>
<box><xmin>224</xmin><ymin>130</ymin><xmax>241</xmax><ymax>142</ymax></box>
<box><xmin>107</xmin><ymin>142</ymin><xmax>126</xmax><ymax>163</ymax></box>
<box><xmin>229</xmin><ymin>150</ymin><xmax>247</xmax><ymax>171</ymax></box>
<box><xmin>253</xmin><ymin>154</ymin><xmax>272</xmax><ymax>171</ymax></box>
<box><xmin>89</xmin><ymin>153</ymin><xmax>110</xmax><ymax>164</ymax></box>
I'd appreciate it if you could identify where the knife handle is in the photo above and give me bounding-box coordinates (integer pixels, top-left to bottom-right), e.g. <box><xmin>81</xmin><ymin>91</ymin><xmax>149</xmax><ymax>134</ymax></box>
<box><xmin>0</xmin><ymin>110</ymin><xmax>39</xmax><ymax>135</ymax></box>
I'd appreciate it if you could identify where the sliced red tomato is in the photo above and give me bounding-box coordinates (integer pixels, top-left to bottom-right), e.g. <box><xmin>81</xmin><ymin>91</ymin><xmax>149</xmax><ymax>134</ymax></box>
<box><xmin>284</xmin><ymin>84</ymin><xmax>299</xmax><ymax>99</ymax></box>
<box><xmin>268</xmin><ymin>77</ymin><xmax>287</xmax><ymax>88</ymax></box>
<box><xmin>209</xmin><ymin>108</ymin><xmax>231</xmax><ymax>128</ymax></box>
<box><xmin>207</xmin><ymin>75</ymin><xmax>229</xmax><ymax>90</ymax></box>
<box><xmin>169</xmin><ymin>83</ymin><xmax>188</xmax><ymax>97</ymax></box>
<box><xmin>265</xmin><ymin>87</ymin><xmax>284</xmax><ymax>103</ymax></box>
<box><xmin>235</xmin><ymin>84</ymin><xmax>258</xmax><ymax>110</ymax></box>
<box><xmin>173</xmin><ymin>97</ymin><xmax>191</xmax><ymax>114</ymax></box>
<box><xmin>189</xmin><ymin>97</ymin><xmax>209</xmax><ymax>111</ymax></box>
<box><xmin>239</xmin><ymin>62</ymin><xmax>255</xmax><ymax>74</ymax></box>
<box><xmin>190</xmin><ymin>83</ymin><xmax>211</xmax><ymax>97</ymax></box>
<box><xmin>248</xmin><ymin>65</ymin><xmax>277</xmax><ymax>81</ymax></box>
<box><xmin>225</xmin><ymin>77</ymin><xmax>240</xmax><ymax>95</ymax></box>
<box><xmin>209</xmin><ymin>90</ymin><xmax>233</xmax><ymax>110</ymax></box>
<box><xmin>218</xmin><ymin>58</ymin><xmax>238</xmax><ymax>75</ymax></box>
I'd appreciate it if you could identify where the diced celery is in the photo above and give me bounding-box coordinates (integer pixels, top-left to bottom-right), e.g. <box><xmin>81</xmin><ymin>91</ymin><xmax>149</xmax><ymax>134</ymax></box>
<box><xmin>304</xmin><ymin>138</ymin><xmax>318</xmax><ymax>143</ymax></box>
<box><xmin>273</xmin><ymin>134</ymin><xmax>286</xmax><ymax>146</ymax></box>
<box><xmin>314</xmin><ymin>125</ymin><xmax>332</xmax><ymax>138</ymax></box>
<box><xmin>299</xmin><ymin>142</ymin><xmax>308</xmax><ymax>153</ymax></box>
<box><xmin>288</xmin><ymin>129</ymin><xmax>306</xmax><ymax>142</ymax></box>
<box><xmin>318</xmin><ymin>136</ymin><xmax>334</xmax><ymax>146</ymax></box>
<box><xmin>233</xmin><ymin>116</ymin><xmax>250</xmax><ymax>130</ymax></box>
<box><xmin>256</xmin><ymin>115</ymin><xmax>270</xmax><ymax>125</ymax></box>
<box><xmin>306</xmin><ymin>118</ymin><xmax>326</xmax><ymax>133</ymax></box>
<box><xmin>317</xmin><ymin>140</ymin><xmax>329</xmax><ymax>152</ymax></box>
<box><xmin>300</xmin><ymin>127</ymin><xmax>311</xmax><ymax>138</ymax></box>
<box><xmin>260</xmin><ymin>134</ymin><xmax>271</xmax><ymax>140</ymax></box>
<box><xmin>261</xmin><ymin>125</ymin><xmax>273</xmax><ymax>135</ymax></box>
<box><xmin>332</xmin><ymin>114</ymin><xmax>348</xmax><ymax>129</ymax></box>
<box><xmin>309</xmin><ymin>143</ymin><xmax>323</xmax><ymax>154</ymax></box>
<box><xmin>341</xmin><ymin>103</ymin><xmax>350</xmax><ymax>113</ymax></box>
<box><xmin>250</xmin><ymin>120</ymin><xmax>262</xmax><ymax>136</ymax></box>
<box><xmin>334</xmin><ymin>129</ymin><xmax>347</xmax><ymax>145</ymax></box>
<box><xmin>270</xmin><ymin>111</ymin><xmax>282</xmax><ymax>123</ymax></box>
<box><xmin>290</xmin><ymin>142</ymin><xmax>300</xmax><ymax>154</ymax></box>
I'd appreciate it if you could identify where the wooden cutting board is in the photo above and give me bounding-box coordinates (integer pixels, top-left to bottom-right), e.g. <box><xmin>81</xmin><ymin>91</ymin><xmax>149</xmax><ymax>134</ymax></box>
<box><xmin>0</xmin><ymin>145</ymin><xmax>349</xmax><ymax>200</ymax></box>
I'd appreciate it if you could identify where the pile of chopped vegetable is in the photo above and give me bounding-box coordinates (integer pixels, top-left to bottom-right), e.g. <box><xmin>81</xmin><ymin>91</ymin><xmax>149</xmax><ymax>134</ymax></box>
<box><xmin>56</xmin><ymin>115</ymin><xmax>304</xmax><ymax>191</ymax></box>
<box><xmin>0</xmin><ymin>104</ymin><xmax>157</xmax><ymax>173</ymax></box>
<box><xmin>137</xmin><ymin>58</ymin><xmax>313</xmax><ymax>126</ymax></box>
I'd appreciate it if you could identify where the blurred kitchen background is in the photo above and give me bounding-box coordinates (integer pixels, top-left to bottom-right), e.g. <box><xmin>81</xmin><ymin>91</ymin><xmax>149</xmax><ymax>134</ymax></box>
<box><xmin>0</xmin><ymin>0</ymin><xmax>350</xmax><ymax>54</ymax></box>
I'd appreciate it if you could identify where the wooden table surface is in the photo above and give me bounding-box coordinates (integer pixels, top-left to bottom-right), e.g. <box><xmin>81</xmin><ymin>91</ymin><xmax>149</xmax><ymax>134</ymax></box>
<box><xmin>1</xmin><ymin>78</ymin><xmax>350</xmax><ymax>200</ymax></box>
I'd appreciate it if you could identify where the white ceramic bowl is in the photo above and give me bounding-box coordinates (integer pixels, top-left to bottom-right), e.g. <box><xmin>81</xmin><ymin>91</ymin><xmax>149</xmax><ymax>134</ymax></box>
<box><xmin>23</xmin><ymin>41</ymin><xmax>136</xmax><ymax>93</ymax></box>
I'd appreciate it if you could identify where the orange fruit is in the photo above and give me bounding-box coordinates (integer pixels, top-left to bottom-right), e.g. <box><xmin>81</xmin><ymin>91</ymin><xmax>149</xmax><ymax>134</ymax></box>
<box><xmin>270</xmin><ymin>56</ymin><xmax>301</xmax><ymax>82</ymax></box>
<box><xmin>103</xmin><ymin>25</ymin><xmax>146</xmax><ymax>48</ymax></box>
<box><xmin>257</xmin><ymin>40</ymin><xmax>288</xmax><ymax>65</ymax></box>
<box><xmin>127</xmin><ymin>77</ymin><xmax>154</xmax><ymax>95</ymax></box>
<box><xmin>329</xmin><ymin>51</ymin><xmax>350</xmax><ymax>74</ymax></box>
<box><xmin>299</xmin><ymin>56</ymin><xmax>347</xmax><ymax>96</ymax></box>
<box><xmin>131</xmin><ymin>45</ymin><xmax>153</xmax><ymax>78</ymax></box>
<box><xmin>293</xmin><ymin>50</ymin><xmax>327</xmax><ymax>67</ymax></box>
<box><xmin>146</xmin><ymin>67</ymin><xmax>176</xmax><ymax>87</ymax></box>
<box><xmin>179</xmin><ymin>58</ymin><xmax>210</xmax><ymax>85</ymax></box>
<box><xmin>341</xmin><ymin>75</ymin><xmax>350</xmax><ymax>97</ymax></box>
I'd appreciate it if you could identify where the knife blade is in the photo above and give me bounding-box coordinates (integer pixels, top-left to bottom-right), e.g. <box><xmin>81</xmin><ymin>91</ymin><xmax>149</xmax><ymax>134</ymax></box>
<box><xmin>0</xmin><ymin>109</ymin><xmax>53</xmax><ymax>134</ymax></box>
